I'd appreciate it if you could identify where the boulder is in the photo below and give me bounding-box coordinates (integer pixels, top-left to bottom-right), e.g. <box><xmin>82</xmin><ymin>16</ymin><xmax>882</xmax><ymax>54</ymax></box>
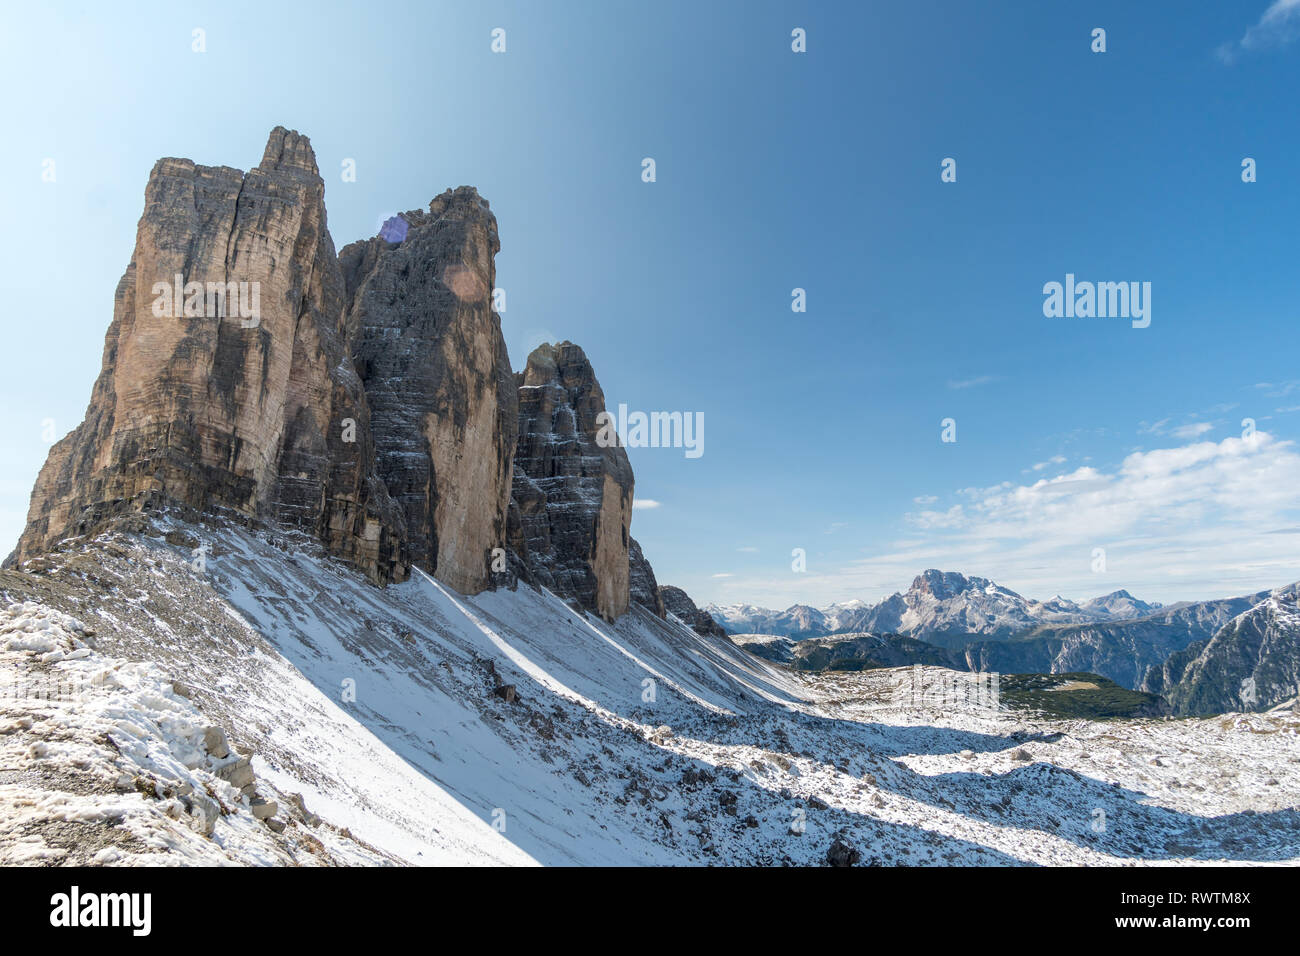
<box><xmin>202</xmin><ymin>726</ymin><xmax>230</xmax><ymax>759</ymax></box>
<box><xmin>826</xmin><ymin>832</ymin><xmax>861</xmax><ymax>867</ymax></box>
<box><xmin>215</xmin><ymin>756</ymin><xmax>255</xmax><ymax>790</ymax></box>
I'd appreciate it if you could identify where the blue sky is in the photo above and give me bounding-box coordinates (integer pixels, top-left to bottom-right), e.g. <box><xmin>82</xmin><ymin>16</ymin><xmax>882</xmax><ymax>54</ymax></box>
<box><xmin>3</xmin><ymin>1</ymin><xmax>1300</xmax><ymax>608</ymax></box>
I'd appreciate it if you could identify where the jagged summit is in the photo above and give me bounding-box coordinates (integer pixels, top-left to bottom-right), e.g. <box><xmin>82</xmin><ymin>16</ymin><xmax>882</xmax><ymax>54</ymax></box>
<box><xmin>259</xmin><ymin>125</ymin><xmax>321</xmax><ymax>176</ymax></box>
<box><xmin>6</xmin><ymin>128</ymin><xmax>679</xmax><ymax>625</ymax></box>
<box><xmin>7</xmin><ymin>126</ymin><xmax>408</xmax><ymax>584</ymax></box>
<box><xmin>510</xmin><ymin>341</ymin><xmax>637</xmax><ymax>621</ymax></box>
<box><xmin>706</xmin><ymin>570</ymin><xmax>1163</xmax><ymax>641</ymax></box>
<box><xmin>340</xmin><ymin>181</ymin><xmax>514</xmax><ymax>594</ymax></box>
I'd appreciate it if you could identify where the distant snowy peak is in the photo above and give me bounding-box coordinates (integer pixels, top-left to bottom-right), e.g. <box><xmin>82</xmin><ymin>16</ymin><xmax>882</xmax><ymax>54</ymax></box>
<box><xmin>1033</xmin><ymin>596</ymin><xmax>1083</xmax><ymax>614</ymax></box>
<box><xmin>828</xmin><ymin>599</ymin><xmax>870</xmax><ymax>609</ymax></box>
<box><xmin>909</xmin><ymin>569</ymin><xmax>1018</xmax><ymax>603</ymax></box>
<box><xmin>1081</xmin><ymin>589</ymin><xmax>1162</xmax><ymax>621</ymax></box>
<box><xmin>706</xmin><ymin>570</ymin><xmax>1162</xmax><ymax>640</ymax></box>
<box><xmin>702</xmin><ymin>603</ymin><xmax>827</xmax><ymax>637</ymax></box>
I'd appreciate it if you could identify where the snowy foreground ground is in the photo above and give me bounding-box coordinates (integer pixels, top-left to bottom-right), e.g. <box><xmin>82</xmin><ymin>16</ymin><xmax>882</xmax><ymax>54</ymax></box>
<box><xmin>1</xmin><ymin>524</ymin><xmax>1298</xmax><ymax>866</ymax></box>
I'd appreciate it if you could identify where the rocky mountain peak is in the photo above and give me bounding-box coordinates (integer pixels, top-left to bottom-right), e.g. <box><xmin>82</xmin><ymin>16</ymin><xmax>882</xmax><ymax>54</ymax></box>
<box><xmin>7</xmin><ymin>126</ymin><xmax>701</xmax><ymax>627</ymax></box>
<box><xmin>510</xmin><ymin>341</ymin><xmax>637</xmax><ymax>621</ymax></box>
<box><xmin>1154</xmin><ymin>585</ymin><xmax>1300</xmax><ymax>714</ymax></box>
<box><xmin>259</xmin><ymin>125</ymin><xmax>321</xmax><ymax>177</ymax></box>
<box><xmin>340</xmin><ymin>181</ymin><xmax>515</xmax><ymax>594</ymax></box>
<box><xmin>660</xmin><ymin>585</ymin><xmax>727</xmax><ymax>638</ymax></box>
<box><xmin>7</xmin><ymin>126</ymin><xmax>408</xmax><ymax>584</ymax></box>
<box><xmin>911</xmin><ymin>570</ymin><xmax>977</xmax><ymax>600</ymax></box>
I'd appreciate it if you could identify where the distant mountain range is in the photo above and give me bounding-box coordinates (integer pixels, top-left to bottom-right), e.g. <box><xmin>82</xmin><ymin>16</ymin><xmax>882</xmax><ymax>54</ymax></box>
<box><xmin>1143</xmin><ymin>584</ymin><xmax>1300</xmax><ymax>716</ymax></box>
<box><xmin>716</xmin><ymin>570</ymin><xmax>1300</xmax><ymax>713</ymax></box>
<box><xmin>705</xmin><ymin>570</ymin><xmax>1161</xmax><ymax>643</ymax></box>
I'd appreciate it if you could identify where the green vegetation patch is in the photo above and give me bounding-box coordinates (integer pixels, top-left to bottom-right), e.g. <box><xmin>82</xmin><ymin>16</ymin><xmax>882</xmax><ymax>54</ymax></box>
<box><xmin>998</xmin><ymin>672</ymin><xmax>1166</xmax><ymax>719</ymax></box>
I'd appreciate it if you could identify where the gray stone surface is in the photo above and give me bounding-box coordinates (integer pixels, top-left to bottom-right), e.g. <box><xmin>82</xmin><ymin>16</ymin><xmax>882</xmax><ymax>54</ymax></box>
<box><xmin>341</xmin><ymin>188</ymin><xmax>517</xmax><ymax>595</ymax></box>
<box><xmin>510</xmin><ymin>343</ymin><xmax>634</xmax><ymax>621</ymax></box>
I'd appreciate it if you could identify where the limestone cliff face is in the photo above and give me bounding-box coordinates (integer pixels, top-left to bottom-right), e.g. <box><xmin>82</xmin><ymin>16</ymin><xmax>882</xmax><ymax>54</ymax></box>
<box><xmin>8</xmin><ymin>128</ymin><xmax>408</xmax><ymax>584</ymax></box>
<box><xmin>340</xmin><ymin>188</ymin><xmax>517</xmax><ymax>595</ymax></box>
<box><xmin>511</xmin><ymin>343</ymin><xmax>635</xmax><ymax>621</ymax></box>
<box><xmin>9</xmin><ymin>126</ymin><xmax>708</xmax><ymax>623</ymax></box>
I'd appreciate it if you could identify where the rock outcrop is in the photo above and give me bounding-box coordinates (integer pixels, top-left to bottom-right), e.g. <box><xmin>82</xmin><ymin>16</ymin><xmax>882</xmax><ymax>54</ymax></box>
<box><xmin>511</xmin><ymin>342</ymin><xmax>634</xmax><ymax>621</ymax></box>
<box><xmin>7</xmin><ymin>126</ymin><xmax>714</xmax><ymax>626</ymax></box>
<box><xmin>659</xmin><ymin>585</ymin><xmax>727</xmax><ymax>638</ymax></box>
<box><xmin>7</xmin><ymin>128</ymin><xmax>407</xmax><ymax>584</ymax></box>
<box><xmin>1154</xmin><ymin>585</ymin><xmax>1300</xmax><ymax>715</ymax></box>
<box><xmin>340</xmin><ymin>188</ymin><xmax>517</xmax><ymax>594</ymax></box>
<box><xmin>629</xmin><ymin>539</ymin><xmax>665</xmax><ymax>616</ymax></box>
<box><xmin>969</xmin><ymin>591</ymin><xmax>1268</xmax><ymax>690</ymax></box>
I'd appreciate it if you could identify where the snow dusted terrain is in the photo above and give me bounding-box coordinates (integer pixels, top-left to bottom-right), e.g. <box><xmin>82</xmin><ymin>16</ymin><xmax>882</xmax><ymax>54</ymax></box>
<box><xmin>2</xmin><ymin>522</ymin><xmax>1298</xmax><ymax>865</ymax></box>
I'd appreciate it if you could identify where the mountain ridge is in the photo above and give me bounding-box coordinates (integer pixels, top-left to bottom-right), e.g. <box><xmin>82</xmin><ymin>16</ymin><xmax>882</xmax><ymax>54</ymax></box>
<box><xmin>4</xmin><ymin>126</ymin><xmax>703</xmax><ymax>628</ymax></box>
<box><xmin>705</xmin><ymin>570</ymin><xmax>1163</xmax><ymax>641</ymax></box>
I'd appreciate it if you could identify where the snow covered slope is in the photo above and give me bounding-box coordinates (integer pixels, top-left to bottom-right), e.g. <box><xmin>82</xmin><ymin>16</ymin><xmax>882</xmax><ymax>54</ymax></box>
<box><xmin>3</xmin><ymin>523</ymin><xmax>1298</xmax><ymax>865</ymax></box>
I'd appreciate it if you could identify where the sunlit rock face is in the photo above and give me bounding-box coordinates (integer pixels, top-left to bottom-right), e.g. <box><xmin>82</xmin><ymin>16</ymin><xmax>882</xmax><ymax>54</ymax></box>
<box><xmin>8</xmin><ymin>128</ymin><xmax>697</xmax><ymax>621</ymax></box>
<box><xmin>8</xmin><ymin>127</ymin><xmax>408</xmax><ymax>585</ymax></box>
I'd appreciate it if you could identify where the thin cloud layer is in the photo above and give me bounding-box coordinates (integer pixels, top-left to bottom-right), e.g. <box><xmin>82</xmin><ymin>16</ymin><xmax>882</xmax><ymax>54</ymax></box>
<box><xmin>708</xmin><ymin>431</ymin><xmax>1300</xmax><ymax>607</ymax></box>
<box><xmin>1219</xmin><ymin>0</ymin><xmax>1300</xmax><ymax>62</ymax></box>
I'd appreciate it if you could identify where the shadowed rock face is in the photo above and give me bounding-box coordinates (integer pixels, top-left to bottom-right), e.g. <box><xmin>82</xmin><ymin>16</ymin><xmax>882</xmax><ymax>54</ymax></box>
<box><xmin>1155</xmin><ymin>585</ymin><xmax>1300</xmax><ymax>715</ymax></box>
<box><xmin>659</xmin><ymin>585</ymin><xmax>726</xmax><ymax>638</ymax></box>
<box><xmin>629</xmin><ymin>538</ymin><xmax>665</xmax><ymax>617</ymax></box>
<box><xmin>7</xmin><ymin>127</ymin><xmax>408</xmax><ymax>584</ymax></box>
<box><xmin>340</xmin><ymin>188</ymin><xmax>517</xmax><ymax>595</ymax></box>
<box><xmin>511</xmin><ymin>342</ymin><xmax>634</xmax><ymax>621</ymax></box>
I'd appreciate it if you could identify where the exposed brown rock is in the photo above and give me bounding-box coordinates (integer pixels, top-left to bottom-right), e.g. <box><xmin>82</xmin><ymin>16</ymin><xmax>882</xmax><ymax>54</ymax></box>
<box><xmin>8</xmin><ymin>127</ymin><xmax>682</xmax><ymax>624</ymax></box>
<box><xmin>7</xmin><ymin>128</ymin><xmax>408</xmax><ymax>584</ymax></box>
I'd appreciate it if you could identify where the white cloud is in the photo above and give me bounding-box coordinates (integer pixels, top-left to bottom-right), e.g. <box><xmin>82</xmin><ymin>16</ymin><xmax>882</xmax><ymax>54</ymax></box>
<box><xmin>632</xmin><ymin>499</ymin><xmax>661</xmax><ymax>510</ymax></box>
<box><xmin>1141</xmin><ymin>418</ymin><xmax>1219</xmax><ymax>441</ymax></box>
<box><xmin>1030</xmin><ymin>455</ymin><xmax>1067</xmax><ymax>472</ymax></box>
<box><xmin>707</xmin><ymin>431</ymin><xmax>1300</xmax><ymax>607</ymax></box>
<box><xmin>711</xmin><ymin>572</ymin><xmax>732</xmax><ymax>579</ymax></box>
<box><xmin>947</xmin><ymin>374</ymin><xmax>998</xmax><ymax>390</ymax></box>
<box><xmin>1258</xmin><ymin>380</ymin><xmax>1300</xmax><ymax>397</ymax></box>
<box><xmin>736</xmin><ymin>546</ymin><xmax>759</xmax><ymax>552</ymax></box>
<box><xmin>912</xmin><ymin>495</ymin><xmax>938</xmax><ymax>505</ymax></box>
<box><xmin>1171</xmin><ymin>422</ymin><xmax>1214</xmax><ymax>440</ymax></box>
<box><xmin>1220</xmin><ymin>0</ymin><xmax>1300</xmax><ymax>61</ymax></box>
<box><xmin>906</xmin><ymin>505</ymin><xmax>965</xmax><ymax>530</ymax></box>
